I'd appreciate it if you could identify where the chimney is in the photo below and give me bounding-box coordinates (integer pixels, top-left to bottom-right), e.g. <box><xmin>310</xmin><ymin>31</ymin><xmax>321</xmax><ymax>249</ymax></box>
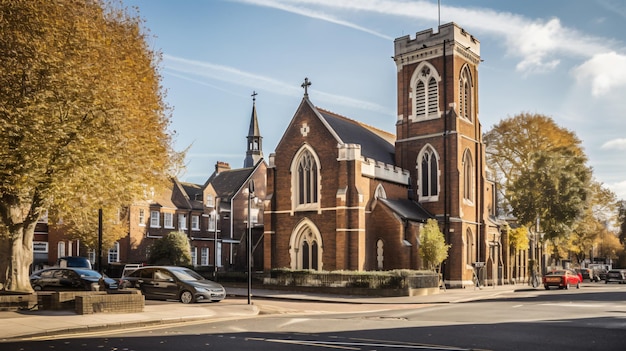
<box><xmin>215</xmin><ymin>161</ymin><xmax>231</xmax><ymax>174</ymax></box>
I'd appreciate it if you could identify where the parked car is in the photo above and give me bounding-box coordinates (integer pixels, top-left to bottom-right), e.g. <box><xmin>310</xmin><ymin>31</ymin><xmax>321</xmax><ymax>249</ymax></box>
<box><xmin>119</xmin><ymin>266</ymin><xmax>226</xmax><ymax>303</ymax></box>
<box><xmin>605</xmin><ymin>269</ymin><xmax>626</xmax><ymax>284</ymax></box>
<box><xmin>575</xmin><ymin>268</ymin><xmax>598</xmax><ymax>282</ymax></box>
<box><xmin>542</xmin><ymin>269</ymin><xmax>581</xmax><ymax>290</ymax></box>
<box><xmin>30</xmin><ymin>267</ymin><xmax>118</xmax><ymax>291</ymax></box>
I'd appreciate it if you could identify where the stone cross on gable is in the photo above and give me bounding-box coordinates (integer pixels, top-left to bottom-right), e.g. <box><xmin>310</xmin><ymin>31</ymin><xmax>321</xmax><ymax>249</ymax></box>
<box><xmin>300</xmin><ymin>122</ymin><xmax>310</xmax><ymax>137</ymax></box>
<box><xmin>251</xmin><ymin>90</ymin><xmax>257</xmax><ymax>102</ymax></box>
<box><xmin>301</xmin><ymin>77</ymin><xmax>311</xmax><ymax>97</ymax></box>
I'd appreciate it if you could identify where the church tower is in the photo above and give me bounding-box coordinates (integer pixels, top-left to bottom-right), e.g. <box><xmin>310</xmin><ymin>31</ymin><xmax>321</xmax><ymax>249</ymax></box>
<box><xmin>244</xmin><ymin>91</ymin><xmax>263</xmax><ymax>168</ymax></box>
<box><xmin>393</xmin><ymin>23</ymin><xmax>492</xmax><ymax>287</ymax></box>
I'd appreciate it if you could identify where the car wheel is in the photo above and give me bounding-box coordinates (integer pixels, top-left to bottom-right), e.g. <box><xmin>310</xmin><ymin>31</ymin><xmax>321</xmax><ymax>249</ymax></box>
<box><xmin>564</xmin><ymin>283</ymin><xmax>570</xmax><ymax>290</ymax></box>
<box><xmin>180</xmin><ymin>290</ymin><xmax>195</xmax><ymax>304</ymax></box>
<box><xmin>544</xmin><ymin>285</ymin><xmax>550</xmax><ymax>290</ymax></box>
<box><xmin>576</xmin><ymin>282</ymin><xmax>580</xmax><ymax>289</ymax></box>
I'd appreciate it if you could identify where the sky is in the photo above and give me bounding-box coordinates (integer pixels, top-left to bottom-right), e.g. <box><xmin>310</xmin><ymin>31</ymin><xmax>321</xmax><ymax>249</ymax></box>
<box><xmin>122</xmin><ymin>0</ymin><xmax>626</xmax><ymax>200</ymax></box>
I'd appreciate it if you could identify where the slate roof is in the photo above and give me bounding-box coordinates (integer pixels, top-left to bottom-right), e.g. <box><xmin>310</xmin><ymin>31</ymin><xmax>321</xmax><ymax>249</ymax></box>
<box><xmin>209</xmin><ymin>167</ymin><xmax>255</xmax><ymax>202</ymax></box>
<box><xmin>378</xmin><ymin>198</ymin><xmax>434</xmax><ymax>223</ymax></box>
<box><xmin>316</xmin><ymin>108</ymin><xmax>396</xmax><ymax>166</ymax></box>
<box><xmin>178</xmin><ymin>181</ymin><xmax>204</xmax><ymax>210</ymax></box>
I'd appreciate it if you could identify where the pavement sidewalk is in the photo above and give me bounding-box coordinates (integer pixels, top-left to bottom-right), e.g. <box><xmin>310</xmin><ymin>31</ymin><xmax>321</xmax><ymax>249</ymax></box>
<box><xmin>0</xmin><ymin>283</ymin><xmax>524</xmax><ymax>341</ymax></box>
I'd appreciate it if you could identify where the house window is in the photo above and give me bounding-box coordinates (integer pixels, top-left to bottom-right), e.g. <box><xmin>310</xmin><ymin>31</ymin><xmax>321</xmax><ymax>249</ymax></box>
<box><xmin>418</xmin><ymin>146</ymin><xmax>439</xmax><ymax>201</ymax></box>
<box><xmin>201</xmin><ymin>247</ymin><xmax>209</xmax><ymax>266</ymax></box>
<box><xmin>138</xmin><ymin>209</ymin><xmax>145</xmax><ymax>226</ymax></box>
<box><xmin>208</xmin><ymin>212</ymin><xmax>217</xmax><ymax>231</ymax></box>
<box><xmin>411</xmin><ymin>63</ymin><xmax>440</xmax><ymax>120</ymax></box>
<box><xmin>178</xmin><ymin>214</ymin><xmax>187</xmax><ymax>231</ymax></box>
<box><xmin>463</xmin><ymin>150</ymin><xmax>474</xmax><ymax>203</ymax></box>
<box><xmin>58</xmin><ymin>242</ymin><xmax>66</xmax><ymax>258</ymax></box>
<box><xmin>164</xmin><ymin>213</ymin><xmax>173</xmax><ymax>228</ymax></box>
<box><xmin>296</xmin><ymin>149</ymin><xmax>319</xmax><ymax>206</ymax></box>
<box><xmin>191</xmin><ymin>215</ymin><xmax>200</xmax><ymax>231</ymax></box>
<box><xmin>108</xmin><ymin>242</ymin><xmax>119</xmax><ymax>263</ymax></box>
<box><xmin>88</xmin><ymin>249</ymin><xmax>95</xmax><ymax>266</ymax></box>
<box><xmin>150</xmin><ymin>211</ymin><xmax>160</xmax><ymax>228</ymax></box>
<box><xmin>459</xmin><ymin>65</ymin><xmax>473</xmax><ymax>121</ymax></box>
<box><xmin>206</xmin><ymin>194</ymin><xmax>214</xmax><ymax>207</ymax></box>
<box><xmin>190</xmin><ymin>247</ymin><xmax>197</xmax><ymax>266</ymax></box>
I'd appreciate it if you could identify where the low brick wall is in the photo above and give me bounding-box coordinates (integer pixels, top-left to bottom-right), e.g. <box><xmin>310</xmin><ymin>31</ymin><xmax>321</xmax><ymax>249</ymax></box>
<box><xmin>0</xmin><ymin>293</ymin><xmax>37</xmax><ymax>311</ymax></box>
<box><xmin>261</xmin><ymin>270</ymin><xmax>440</xmax><ymax>297</ymax></box>
<box><xmin>75</xmin><ymin>290</ymin><xmax>144</xmax><ymax>315</ymax></box>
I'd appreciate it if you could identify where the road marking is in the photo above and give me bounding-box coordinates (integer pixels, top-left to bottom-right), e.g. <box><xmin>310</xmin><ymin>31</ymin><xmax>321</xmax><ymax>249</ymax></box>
<box><xmin>540</xmin><ymin>303</ymin><xmax>609</xmax><ymax>308</ymax></box>
<box><xmin>248</xmin><ymin>336</ymin><xmax>483</xmax><ymax>350</ymax></box>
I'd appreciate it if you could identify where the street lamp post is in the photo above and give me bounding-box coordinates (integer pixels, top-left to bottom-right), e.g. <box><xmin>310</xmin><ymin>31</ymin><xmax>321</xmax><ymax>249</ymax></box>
<box><xmin>212</xmin><ymin>207</ymin><xmax>219</xmax><ymax>281</ymax></box>
<box><xmin>247</xmin><ymin>180</ymin><xmax>255</xmax><ymax>305</ymax></box>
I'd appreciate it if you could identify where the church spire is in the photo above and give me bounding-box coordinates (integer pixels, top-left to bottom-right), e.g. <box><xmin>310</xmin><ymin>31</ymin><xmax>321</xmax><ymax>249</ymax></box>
<box><xmin>244</xmin><ymin>91</ymin><xmax>263</xmax><ymax>168</ymax></box>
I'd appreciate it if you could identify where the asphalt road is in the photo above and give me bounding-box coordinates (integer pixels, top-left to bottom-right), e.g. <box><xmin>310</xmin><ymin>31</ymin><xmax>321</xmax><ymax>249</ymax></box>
<box><xmin>4</xmin><ymin>283</ymin><xmax>626</xmax><ymax>351</ymax></box>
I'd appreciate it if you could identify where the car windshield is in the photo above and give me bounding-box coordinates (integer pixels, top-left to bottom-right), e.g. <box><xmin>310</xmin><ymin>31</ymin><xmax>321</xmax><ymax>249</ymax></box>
<box><xmin>75</xmin><ymin>269</ymin><xmax>101</xmax><ymax>278</ymax></box>
<box><xmin>170</xmin><ymin>268</ymin><xmax>204</xmax><ymax>281</ymax></box>
<box><xmin>547</xmin><ymin>270</ymin><xmax>566</xmax><ymax>275</ymax></box>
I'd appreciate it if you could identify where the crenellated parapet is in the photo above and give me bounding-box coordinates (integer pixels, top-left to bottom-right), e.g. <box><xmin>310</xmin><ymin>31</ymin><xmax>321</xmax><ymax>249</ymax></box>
<box><xmin>393</xmin><ymin>22</ymin><xmax>480</xmax><ymax>69</ymax></box>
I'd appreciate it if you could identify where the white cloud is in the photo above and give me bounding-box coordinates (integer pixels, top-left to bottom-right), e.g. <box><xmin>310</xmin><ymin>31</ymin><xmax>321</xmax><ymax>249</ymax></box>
<box><xmin>609</xmin><ymin>180</ymin><xmax>626</xmax><ymax>201</ymax></box>
<box><xmin>601</xmin><ymin>138</ymin><xmax>626</xmax><ymax>151</ymax></box>
<box><xmin>572</xmin><ymin>52</ymin><xmax>626</xmax><ymax>96</ymax></box>
<box><xmin>163</xmin><ymin>54</ymin><xmax>390</xmax><ymax>114</ymax></box>
<box><xmin>233</xmin><ymin>0</ymin><xmax>393</xmax><ymax>39</ymax></box>
<box><xmin>232</xmin><ymin>0</ymin><xmax>624</xmax><ymax>93</ymax></box>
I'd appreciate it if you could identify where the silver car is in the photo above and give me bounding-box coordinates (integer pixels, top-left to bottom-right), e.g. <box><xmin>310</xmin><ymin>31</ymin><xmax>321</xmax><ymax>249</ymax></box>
<box><xmin>119</xmin><ymin>266</ymin><xmax>225</xmax><ymax>303</ymax></box>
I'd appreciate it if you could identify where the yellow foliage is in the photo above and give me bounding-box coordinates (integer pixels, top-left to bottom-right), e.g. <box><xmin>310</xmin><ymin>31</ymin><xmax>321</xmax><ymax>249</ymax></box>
<box><xmin>0</xmin><ymin>0</ymin><xmax>182</xmax><ymax>291</ymax></box>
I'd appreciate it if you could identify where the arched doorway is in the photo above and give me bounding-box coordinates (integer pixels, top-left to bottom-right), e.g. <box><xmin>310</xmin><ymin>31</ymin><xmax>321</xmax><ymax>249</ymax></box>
<box><xmin>289</xmin><ymin>219</ymin><xmax>323</xmax><ymax>270</ymax></box>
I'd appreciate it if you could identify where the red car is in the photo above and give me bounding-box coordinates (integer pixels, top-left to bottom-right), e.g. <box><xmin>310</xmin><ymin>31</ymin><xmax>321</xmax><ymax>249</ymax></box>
<box><xmin>542</xmin><ymin>270</ymin><xmax>582</xmax><ymax>290</ymax></box>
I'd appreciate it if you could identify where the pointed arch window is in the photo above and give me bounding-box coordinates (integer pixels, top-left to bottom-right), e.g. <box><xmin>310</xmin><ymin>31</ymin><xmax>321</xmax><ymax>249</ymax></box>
<box><xmin>375</xmin><ymin>184</ymin><xmax>387</xmax><ymax>199</ymax></box>
<box><xmin>290</xmin><ymin>223</ymin><xmax>322</xmax><ymax>270</ymax></box>
<box><xmin>463</xmin><ymin>150</ymin><xmax>474</xmax><ymax>203</ymax></box>
<box><xmin>459</xmin><ymin>65</ymin><xmax>473</xmax><ymax>122</ymax></box>
<box><xmin>418</xmin><ymin>146</ymin><xmax>439</xmax><ymax>201</ymax></box>
<box><xmin>466</xmin><ymin>228</ymin><xmax>475</xmax><ymax>265</ymax></box>
<box><xmin>292</xmin><ymin>147</ymin><xmax>321</xmax><ymax>210</ymax></box>
<box><xmin>411</xmin><ymin>63</ymin><xmax>441</xmax><ymax>121</ymax></box>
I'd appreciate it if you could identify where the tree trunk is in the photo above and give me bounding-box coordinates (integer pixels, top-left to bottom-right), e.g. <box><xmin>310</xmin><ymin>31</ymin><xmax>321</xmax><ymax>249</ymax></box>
<box><xmin>0</xmin><ymin>219</ymin><xmax>36</xmax><ymax>293</ymax></box>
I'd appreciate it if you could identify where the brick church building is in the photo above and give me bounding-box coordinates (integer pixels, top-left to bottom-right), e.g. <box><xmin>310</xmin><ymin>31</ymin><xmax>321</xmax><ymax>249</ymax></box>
<box><xmin>263</xmin><ymin>23</ymin><xmax>504</xmax><ymax>288</ymax></box>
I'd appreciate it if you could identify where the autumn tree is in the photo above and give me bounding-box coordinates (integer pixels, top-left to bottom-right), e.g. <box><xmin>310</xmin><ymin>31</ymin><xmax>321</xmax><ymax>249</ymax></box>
<box><xmin>485</xmin><ymin>113</ymin><xmax>591</xmax><ymax>264</ymax></box>
<box><xmin>419</xmin><ymin>219</ymin><xmax>450</xmax><ymax>270</ymax></box>
<box><xmin>618</xmin><ymin>201</ymin><xmax>626</xmax><ymax>245</ymax></box>
<box><xmin>0</xmin><ymin>0</ymin><xmax>180</xmax><ymax>292</ymax></box>
<box><xmin>148</xmin><ymin>232</ymin><xmax>192</xmax><ymax>266</ymax></box>
<box><xmin>507</xmin><ymin>225</ymin><xmax>530</xmax><ymax>280</ymax></box>
<box><xmin>569</xmin><ymin>181</ymin><xmax>619</xmax><ymax>264</ymax></box>
<box><xmin>484</xmin><ymin>113</ymin><xmax>586</xmax><ymax>215</ymax></box>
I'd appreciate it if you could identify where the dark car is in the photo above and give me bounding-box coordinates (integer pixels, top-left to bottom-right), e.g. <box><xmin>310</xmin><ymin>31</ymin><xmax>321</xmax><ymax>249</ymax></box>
<box><xmin>30</xmin><ymin>267</ymin><xmax>118</xmax><ymax>291</ymax></box>
<box><xmin>575</xmin><ymin>268</ymin><xmax>598</xmax><ymax>282</ymax></box>
<box><xmin>542</xmin><ymin>269</ymin><xmax>581</xmax><ymax>290</ymax></box>
<box><xmin>605</xmin><ymin>269</ymin><xmax>626</xmax><ymax>284</ymax></box>
<box><xmin>119</xmin><ymin>266</ymin><xmax>226</xmax><ymax>304</ymax></box>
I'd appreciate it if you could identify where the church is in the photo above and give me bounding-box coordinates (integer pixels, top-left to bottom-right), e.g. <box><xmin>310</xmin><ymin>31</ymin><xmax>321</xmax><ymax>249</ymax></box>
<box><xmin>263</xmin><ymin>23</ymin><xmax>505</xmax><ymax>288</ymax></box>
